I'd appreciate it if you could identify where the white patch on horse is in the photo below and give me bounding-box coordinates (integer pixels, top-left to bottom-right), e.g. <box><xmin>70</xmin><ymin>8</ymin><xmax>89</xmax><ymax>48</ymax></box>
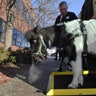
<box><xmin>64</xmin><ymin>19</ymin><xmax>96</xmax><ymax>88</ymax></box>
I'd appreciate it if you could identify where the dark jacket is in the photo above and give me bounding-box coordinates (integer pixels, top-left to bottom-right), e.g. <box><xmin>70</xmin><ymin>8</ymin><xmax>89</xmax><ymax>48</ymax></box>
<box><xmin>53</xmin><ymin>12</ymin><xmax>78</xmax><ymax>47</ymax></box>
<box><xmin>81</xmin><ymin>0</ymin><xmax>93</xmax><ymax>20</ymax></box>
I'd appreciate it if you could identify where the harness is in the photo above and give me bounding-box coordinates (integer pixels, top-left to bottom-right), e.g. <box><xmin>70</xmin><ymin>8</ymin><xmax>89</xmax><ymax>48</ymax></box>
<box><xmin>79</xmin><ymin>21</ymin><xmax>88</xmax><ymax>69</ymax></box>
<box><xmin>79</xmin><ymin>20</ymin><xmax>88</xmax><ymax>53</ymax></box>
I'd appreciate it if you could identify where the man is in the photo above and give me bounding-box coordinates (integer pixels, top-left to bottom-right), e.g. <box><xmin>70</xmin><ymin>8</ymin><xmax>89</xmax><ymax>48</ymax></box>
<box><xmin>54</xmin><ymin>1</ymin><xmax>77</xmax><ymax>61</ymax></box>
<box><xmin>81</xmin><ymin>0</ymin><xmax>96</xmax><ymax>20</ymax></box>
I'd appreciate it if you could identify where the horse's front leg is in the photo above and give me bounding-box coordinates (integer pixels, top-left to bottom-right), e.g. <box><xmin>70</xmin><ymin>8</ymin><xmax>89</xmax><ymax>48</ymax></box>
<box><xmin>68</xmin><ymin>52</ymin><xmax>83</xmax><ymax>88</ymax></box>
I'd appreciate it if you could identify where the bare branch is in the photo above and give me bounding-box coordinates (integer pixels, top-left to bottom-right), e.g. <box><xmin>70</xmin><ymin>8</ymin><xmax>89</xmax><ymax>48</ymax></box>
<box><xmin>7</xmin><ymin>0</ymin><xmax>17</xmax><ymax>9</ymax></box>
<box><xmin>0</xmin><ymin>0</ymin><xmax>3</xmax><ymax>8</ymax></box>
<box><xmin>31</xmin><ymin>0</ymin><xmax>59</xmax><ymax>27</ymax></box>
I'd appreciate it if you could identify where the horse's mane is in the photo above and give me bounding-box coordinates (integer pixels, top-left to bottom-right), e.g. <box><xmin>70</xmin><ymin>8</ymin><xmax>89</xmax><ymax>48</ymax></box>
<box><xmin>25</xmin><ymin>26</ymin><xmax>55</xmax><ymax>43</ymax></box>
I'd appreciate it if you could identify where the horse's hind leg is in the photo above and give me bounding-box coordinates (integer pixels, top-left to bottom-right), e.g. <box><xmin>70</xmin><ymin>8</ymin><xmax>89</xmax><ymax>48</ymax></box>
<box><xmin>78</xmin><ymin>73</ymin><xmax>83</xmax><ymax>86</ymax></box>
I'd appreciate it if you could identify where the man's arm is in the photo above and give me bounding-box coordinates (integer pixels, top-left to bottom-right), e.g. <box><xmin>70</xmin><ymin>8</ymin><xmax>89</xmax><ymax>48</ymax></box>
<box><xmin>54</xmin><ymin>15</ymin><xmax>61</xmax><ymax>32</ymax></box>
<box><xmin>93</xmin><ymin>0</ymin><xmax>96</xmax><ymax>19</ymax></box>
<box><xmin>54</xmin><ymin>15</ymin><xmax>61</xmax><ymax>26</ymax></box>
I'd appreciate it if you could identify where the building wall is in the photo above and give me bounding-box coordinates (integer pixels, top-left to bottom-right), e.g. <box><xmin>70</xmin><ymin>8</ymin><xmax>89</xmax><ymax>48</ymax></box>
<box><xmin>0</xmin><ymin>0</ymin><xmax>35</xmax><ymax>50</ymax></box>
<box><xmin>14</xmin><ymin>8</ymin><xmax>31</xmax><ymax>33</ymax></box>
<box><xmin>0</xmin><ymin>0</ymin><xmax>7</xmax><ymax>21</ymax></box>
<box><xmin>0</xmin><ymin>0</ymin><xmax>35</xmax><ymax>33</ymax></box>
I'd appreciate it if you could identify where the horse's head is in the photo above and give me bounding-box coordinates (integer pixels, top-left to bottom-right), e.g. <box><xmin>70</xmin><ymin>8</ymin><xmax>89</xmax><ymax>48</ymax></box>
<box><xmin>25</xmin><ymin>26</ymin><xmax>40</xmax><ymax>53</ymax></box>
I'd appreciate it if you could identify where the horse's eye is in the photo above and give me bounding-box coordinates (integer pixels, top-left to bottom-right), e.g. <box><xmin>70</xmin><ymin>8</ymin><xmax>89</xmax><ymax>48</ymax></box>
<box><xmin>33</xmin><ymin>39</ymin><xmax>37</xmax><ymax>43</ymax></box>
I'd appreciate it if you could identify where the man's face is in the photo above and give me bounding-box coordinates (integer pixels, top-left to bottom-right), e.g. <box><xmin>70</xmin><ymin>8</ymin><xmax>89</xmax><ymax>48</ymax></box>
<box><xmin>59</xmin><ymin>4</ymin><xmax>67</xmax><ymax>16</ymax></box>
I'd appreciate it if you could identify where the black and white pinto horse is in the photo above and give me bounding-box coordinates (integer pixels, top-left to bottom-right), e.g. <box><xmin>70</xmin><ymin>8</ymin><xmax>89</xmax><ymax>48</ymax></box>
<box><xmin>25</xmin><ymin>19</ymin><xmax>96</xmax><ymax>88</ymax></box>
<box><xmin>25</xmin><ymin>26</ymin><xmax>55</xmax><ymax>62</ymax></box>
<box><xmin>59</xmin><ymin>19</ymin><xmax>96</xmax><ymax>88</ymax></box>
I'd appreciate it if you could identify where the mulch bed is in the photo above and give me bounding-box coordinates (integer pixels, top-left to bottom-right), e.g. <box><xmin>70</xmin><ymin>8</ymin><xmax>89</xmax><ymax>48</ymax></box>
<box><xmin>0</xmin><ymin>64</ymin><xmax>31</xmax><ymax>85</ymax></box>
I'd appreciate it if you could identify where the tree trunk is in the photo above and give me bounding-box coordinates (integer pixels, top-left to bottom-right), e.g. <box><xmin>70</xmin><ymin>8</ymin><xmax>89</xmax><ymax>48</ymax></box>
<box><xmin>5</xmin><ymin>24</ymin><xmax>13</xmax><ymax>50</ymax></box>
<box><xmin>4</xmin><ymin>0</ymin><xmax>16</xmax><ymax>50</ymax></box>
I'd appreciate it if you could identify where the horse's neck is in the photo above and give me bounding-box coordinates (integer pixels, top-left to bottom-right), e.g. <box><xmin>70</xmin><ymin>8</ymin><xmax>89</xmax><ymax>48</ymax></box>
<box><xmin>65</xmin><ymin>20</ymin><xmax>81</xmax><ymax>34</ymax></box>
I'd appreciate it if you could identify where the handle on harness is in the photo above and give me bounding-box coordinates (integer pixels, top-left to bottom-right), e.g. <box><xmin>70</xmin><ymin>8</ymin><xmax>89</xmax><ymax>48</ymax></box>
<box><xmin>79</xmin><ymin>20</ymin><xmax>88</xmax><ymax>69</ymax></box>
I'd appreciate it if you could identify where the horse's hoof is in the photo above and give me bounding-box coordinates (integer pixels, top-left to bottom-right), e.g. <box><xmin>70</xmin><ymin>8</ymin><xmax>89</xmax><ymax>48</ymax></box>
<box><xmin>68</xmin><ymin>83</ymin><xmax>78</xmax><ymax>89</ymax></box>
<box><xmin>57</xmin><ymin>67</ymin><xmax>63</xmax><ymax>72</ymax></box>
<box><xmin>57</xmin><ymin>69</ymin><xmax>62</xmax><ymax>72</ymax></box>
<box><xmin>78</xmin><ymin>81</ymin><xmax>83</xmax><ymax>86</ymax></box>
<box><xmin>78</xmin><ymin>77</ymin><xmax>83</xmax><ymax>86</ymax></box>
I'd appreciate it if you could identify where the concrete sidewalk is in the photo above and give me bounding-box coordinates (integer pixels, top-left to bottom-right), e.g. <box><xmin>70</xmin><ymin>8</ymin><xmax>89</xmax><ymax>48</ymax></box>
<box><xmin>0</xmin><ymin>77</ymin><xmax>44</xmax><ymax>96</ymax></box>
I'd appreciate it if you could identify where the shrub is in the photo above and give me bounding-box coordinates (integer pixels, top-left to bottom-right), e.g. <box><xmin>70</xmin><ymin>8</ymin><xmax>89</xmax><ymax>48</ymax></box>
<box><xmin>0</xmin><ymin>47</ymin><xmax>16</xmax><ymax>66</ymax></box>
<box><xmin>0</xmin><ymin>47</ymin><xmax>32</xmax><ymax>66</ymax></box>
<box><xmin>11</xmin><ymin>48</ymin><xmax>32</xmax><ymax>64</ymax></box>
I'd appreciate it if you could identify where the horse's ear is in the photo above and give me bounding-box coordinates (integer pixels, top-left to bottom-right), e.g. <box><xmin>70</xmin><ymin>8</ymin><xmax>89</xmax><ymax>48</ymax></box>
<box><xmin>34</xmin><ymin>25</ymin><xmax>39</xmax><ymax>33</ymax></box>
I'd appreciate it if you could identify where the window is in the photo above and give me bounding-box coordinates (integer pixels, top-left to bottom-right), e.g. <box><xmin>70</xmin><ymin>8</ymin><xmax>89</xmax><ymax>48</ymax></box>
<box><xmin>0</xmin><ymin>18</ymin><xmax>6</xmax><ymax>43</ymax></box>
<box><xmin>12</xmin><ymin>28</ymin><xmax>30</xmax><ymax>48</ymax></box>
<box><xmin>0</xmin><ymin>18</ymin><xmax>30</xmax><ymax>48</ymax></box>
<box><xmin>21</xmin><ymin>38</ymin><xmax>30</xmax><ymax>48</ymax></box>
<box><xmin>12</xmin><ymin>29</ymin><xmax>22</xmax><ymax>47</ymax></box>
